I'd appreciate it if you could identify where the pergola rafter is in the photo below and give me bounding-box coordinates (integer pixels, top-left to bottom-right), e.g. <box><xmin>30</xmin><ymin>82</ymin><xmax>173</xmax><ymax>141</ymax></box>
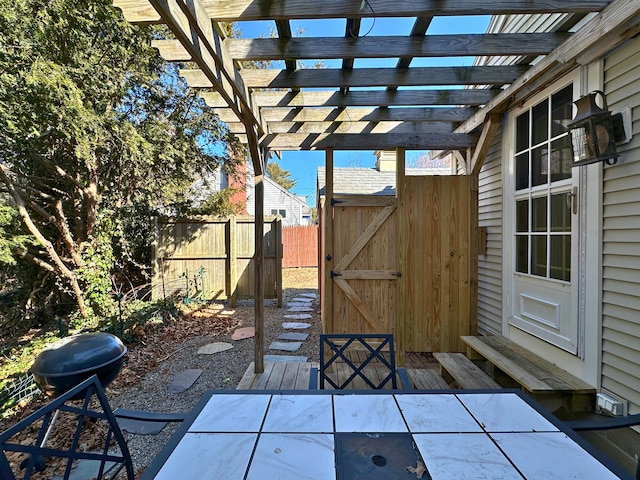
<box><xmin>199</xmin><ymin>0</ymin><xmax>611</xmax><ymax>21</ymax></box>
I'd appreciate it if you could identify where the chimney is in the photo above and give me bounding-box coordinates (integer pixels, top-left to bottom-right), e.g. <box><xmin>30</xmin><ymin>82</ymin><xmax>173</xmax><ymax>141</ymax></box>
<box><xmin>374</xmin><ymin>150</ymin><xmax>396</xmax><ymax>171</ymax></box>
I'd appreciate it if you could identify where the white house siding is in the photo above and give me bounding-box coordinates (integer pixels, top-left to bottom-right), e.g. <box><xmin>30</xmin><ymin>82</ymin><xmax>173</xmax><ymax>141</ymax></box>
<box><xmin>263</xmin><ymin>179</ymin><xmax>306</xmax><ymax>226</ymax></box>
<box><xmin>246</xmin><ymin>173</ymin><xmax>310</xmax><ymax>226</ymax></box>
<box><xmin>477</xmin><ymin>127</ymin><xmax>504</xmax><ymax>336</ymax></box>
<box><xmin>602</xmin><ymin>36</ymin><xmax>640</xmax><ymax>413</ymax></box>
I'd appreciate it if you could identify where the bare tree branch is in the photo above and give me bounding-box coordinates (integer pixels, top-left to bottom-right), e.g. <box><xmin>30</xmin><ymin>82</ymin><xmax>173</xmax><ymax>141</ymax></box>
<box><xmin>0</xmin><ymin>164</ymin><xmax>87</xmax><ymax>316</ymax></box>
<box><xmin>54</xmin><ymin>199</ymin><xmax>83</xmax><ymax>267</ymax></box>
<box><xmin>12</xmin><ymin>247</ymin><xmax>56</xmax><ymax>272</ymax></box>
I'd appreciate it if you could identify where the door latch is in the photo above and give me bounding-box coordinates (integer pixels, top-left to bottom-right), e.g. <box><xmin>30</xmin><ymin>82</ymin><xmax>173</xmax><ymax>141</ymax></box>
<box><xmin>567</xmin><ymin>186</ymin><xmax>578</xmax><ymax>215</ymax></box>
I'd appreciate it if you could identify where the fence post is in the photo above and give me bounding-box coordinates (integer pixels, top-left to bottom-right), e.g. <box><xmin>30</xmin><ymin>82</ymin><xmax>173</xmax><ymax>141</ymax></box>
<box><xmin>228</xmin><ymin>216</ymin><xmax>237</xmax><ymax>308</ymax></box>
<box><xmin>275</xmin><ymin>217</ymin><xmax>282</xmax><ymax>308</ymax></box>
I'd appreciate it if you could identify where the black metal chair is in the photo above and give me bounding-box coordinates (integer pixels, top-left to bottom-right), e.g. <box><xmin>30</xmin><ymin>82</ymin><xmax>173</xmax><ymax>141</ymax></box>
<box><xmin>0</xmin><ymin>375</ymin><xmax>134</xmax><ymax>480</ymax></box>
<box><xmin>309</xmin><ymin>333</ymin><xmax>413</xmax><ymax>390</ymax></box>
<box><xmin>0</xmin><ymin>375</ymin><xmax>188</xmax><ymax>480</ymax></box>
<box><xmin>566</xmin><ymin>413</ymin><xmax>640</xmax><ymax>480</ymax></box>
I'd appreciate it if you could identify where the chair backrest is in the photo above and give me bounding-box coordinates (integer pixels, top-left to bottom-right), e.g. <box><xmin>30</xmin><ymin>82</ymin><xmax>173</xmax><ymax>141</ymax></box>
<box><xmin>0</xmin><ymin>375</ymin><xmax>134</xmax><ymax>480</ymax></box>
<box><xmin>319</xmin><ymin>334</ymin><xmax>398</xmax><ymax>389</ymax></box>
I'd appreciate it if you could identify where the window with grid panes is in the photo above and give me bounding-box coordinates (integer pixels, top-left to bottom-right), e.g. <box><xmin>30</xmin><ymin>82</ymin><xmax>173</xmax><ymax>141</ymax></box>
<box><xmin>514</xmin><ymin>85</ymin><xmax>574</xmax><ymax>282</ymax></box>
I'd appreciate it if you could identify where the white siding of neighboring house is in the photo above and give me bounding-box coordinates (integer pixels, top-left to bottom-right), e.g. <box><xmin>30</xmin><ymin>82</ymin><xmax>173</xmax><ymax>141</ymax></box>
<box><xmin>245</xmin><ymin>173</ymin><xmax>310</xmax><ymax>226</ymax></box>
<box><xmin>190</xmin><ymin>170</ymin><xmax>228</xmax><ymax>207</ymax></box>
<box><xmin>477</xmin><ymin>127</ymin><xmax>504</xmax><ymax>336</ymax></box>
<box><xmin>601</xmin><ymin>35</ymin><xmax>640</xmax><ymax>413</ymax></box>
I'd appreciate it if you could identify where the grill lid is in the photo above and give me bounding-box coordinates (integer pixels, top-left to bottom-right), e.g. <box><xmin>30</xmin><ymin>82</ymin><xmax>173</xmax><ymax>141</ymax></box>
<box><xmin>31</xmin><ymin>332</ymin><xmax>127</xmax><ymax>377</ymax></box>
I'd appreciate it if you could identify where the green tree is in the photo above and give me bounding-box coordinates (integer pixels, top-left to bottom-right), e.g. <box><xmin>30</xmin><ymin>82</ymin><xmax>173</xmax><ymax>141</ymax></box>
<box><xmin>188</xmin><ymin>188</ymin><xmax>242</xmax><ymax>217</ymax></box>
<box><xmin>0</xmin><ymin>0</ymin><xmax>240</xmax><ymax>323</ymax></box>
<box><xmin>266</xmin><ymin>162</ymin><xmax>296</xmax><ymax>191</ymax></box>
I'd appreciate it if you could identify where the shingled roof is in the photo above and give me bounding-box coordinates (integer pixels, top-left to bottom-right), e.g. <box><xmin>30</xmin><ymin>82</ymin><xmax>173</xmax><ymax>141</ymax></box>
<box><xmin>317</xmin><ymin>166</ymin><xmax>446</xmax><ymax>198</ymax></box>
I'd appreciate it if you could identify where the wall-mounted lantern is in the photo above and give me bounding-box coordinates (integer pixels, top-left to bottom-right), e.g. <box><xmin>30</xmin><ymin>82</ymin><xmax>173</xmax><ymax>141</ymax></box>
<box><xmin>567</xmin><ymin>90</ymin><xmax>626</xmax><ymax>167</ymax></box>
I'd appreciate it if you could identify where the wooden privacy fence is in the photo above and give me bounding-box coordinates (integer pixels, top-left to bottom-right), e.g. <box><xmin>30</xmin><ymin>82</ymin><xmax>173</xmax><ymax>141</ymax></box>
<box><xmin>282</xmin><ymin>225</ymin><xmax>318</xmax><ymax>268</ymax></box>
<box><xmin>153</xmin><ymin>216</ymin><xmax>282</xmax><ymax>306</ymax></box>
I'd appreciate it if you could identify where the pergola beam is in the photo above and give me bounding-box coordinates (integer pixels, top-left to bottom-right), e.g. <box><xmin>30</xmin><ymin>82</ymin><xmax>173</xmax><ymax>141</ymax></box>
<box><xmin>262</xmin><ymin>133</ymin><xmax>477</xmax><ymax>151</ymax></box>
<box><xmin>183</xmin><ymin>66</ymin><xmax>527</xmax><ymax>90</ymax></box>
<box><xmin>215</xmin><ymin>106</ymin><xmax>476</xmax><ymax>123</ymax></box>
<box><xmin>113</xmin><ymin>0</ymin><xmax>162</xmax><ymax>23</ymax></box>
<box><xmin>201</xmin><ymin>0</ymin><xmax>610</xmax><ymax>21</ymax></box>
<box><xmin>202</xmin><ymin>89</ymin><xmax>498</xmax><ymax>108</ymax></box>
<box><xmin>390</xmin><ymin>16</ymin><xmax>433</xmax><ymax>90</ymax></box>
<box><xmin>237</xmin><ymin>65</ymin><xmax>529</xmax><ymax>89</ymax></box>
<box><xmin>227</xmin><ymin>121</ymin><xmax>457</xmax><ymax>135</ymax></box>
<box><xmin>225</xmin><ymin>33</ymin><xmax>570</xmax><ymax>61</ymax></box>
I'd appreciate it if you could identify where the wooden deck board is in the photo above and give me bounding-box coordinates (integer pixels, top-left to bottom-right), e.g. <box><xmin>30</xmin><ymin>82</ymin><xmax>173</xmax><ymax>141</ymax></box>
<box><xmin>406</xmin><ymin>352</ymin><xmax>439</xmax><ymax>369</ymax></box>
<box><xmin>237</xmin><ymin>362</ymin><xmax>318</xmax><ymax>390</ymax></box>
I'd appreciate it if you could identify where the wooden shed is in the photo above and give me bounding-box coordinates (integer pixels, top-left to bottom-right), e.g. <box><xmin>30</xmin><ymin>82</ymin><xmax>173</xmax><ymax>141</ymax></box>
<box><xmin>317</xmin><ymin>152</ymin><xmax>478</xmax><ymax>356</ymax></box>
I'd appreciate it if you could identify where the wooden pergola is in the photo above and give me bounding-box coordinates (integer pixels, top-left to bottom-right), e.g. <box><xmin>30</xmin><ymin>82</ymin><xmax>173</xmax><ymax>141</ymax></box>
<box><xmin>113</xmin><ymin>0</ymin><xmax>640</xmax><ymax>371</ymax></box>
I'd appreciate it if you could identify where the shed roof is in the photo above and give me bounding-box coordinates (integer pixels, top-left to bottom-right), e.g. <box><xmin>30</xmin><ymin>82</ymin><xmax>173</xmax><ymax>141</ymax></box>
<box><xmin>317</xmin><ymin>166</ymin><xmax>442</xmax><ymax>197</ymax></box>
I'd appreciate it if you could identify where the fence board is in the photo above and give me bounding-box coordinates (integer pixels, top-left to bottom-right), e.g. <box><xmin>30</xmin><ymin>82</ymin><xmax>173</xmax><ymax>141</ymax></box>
<box><xmin>153</xmin><ymin>216</ymin><xmax>282</xmax><ymax>304</ymax></box>
<box><xmin>282</xmin><ymin>225</ymin><xmax>318</xmax><ymax>268</ymax></box>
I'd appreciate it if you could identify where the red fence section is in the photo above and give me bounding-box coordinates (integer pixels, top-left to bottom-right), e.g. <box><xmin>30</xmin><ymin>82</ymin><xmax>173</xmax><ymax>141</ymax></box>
<box><xmin>282</xmin><ymin>225</ymin><xmax>318</xmax><ymax>268</ymax></box>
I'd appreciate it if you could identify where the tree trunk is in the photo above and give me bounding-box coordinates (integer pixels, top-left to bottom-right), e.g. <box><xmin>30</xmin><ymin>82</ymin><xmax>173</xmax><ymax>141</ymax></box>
<box><xmin>0</xmin><ymin>166</ymin><xmax>89</xmax><ymax>317</ymax></box>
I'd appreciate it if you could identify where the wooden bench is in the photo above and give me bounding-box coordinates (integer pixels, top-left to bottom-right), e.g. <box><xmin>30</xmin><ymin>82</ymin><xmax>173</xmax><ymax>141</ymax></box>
<box><xmin>461</xmin><ymin>336</ymin><xmax>596</xmax><ymax>412</ymax></box>
<box><xmin>432</xmin><ymin>352</ymin><xmax>501</xmax><ymax>389</ymax></box>
<box><xmin>407</xmin><ymin>368</ymin><xmax>450</xmax><ymax>389</ymax></box>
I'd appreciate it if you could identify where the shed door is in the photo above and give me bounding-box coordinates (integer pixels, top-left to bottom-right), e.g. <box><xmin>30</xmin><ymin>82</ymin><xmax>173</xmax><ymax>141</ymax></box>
<box><xmin>326</xmin><ymin>196</ymin><xmax>399</xmax><ymax>336</ymax></box>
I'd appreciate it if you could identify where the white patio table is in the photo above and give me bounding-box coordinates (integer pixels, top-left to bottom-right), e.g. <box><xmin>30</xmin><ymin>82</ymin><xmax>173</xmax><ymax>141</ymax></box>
<box><xmin>141</xmin><ymin>389</ymin><xmax>630</xmax><ymax>480</ymax></box>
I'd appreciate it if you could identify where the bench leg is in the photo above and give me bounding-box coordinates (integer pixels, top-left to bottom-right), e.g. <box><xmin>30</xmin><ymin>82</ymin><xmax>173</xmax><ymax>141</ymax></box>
<box><xmin>438</xmin><ymin>365</ymin><xmax>455</xmax><ymax>385</ymax></box>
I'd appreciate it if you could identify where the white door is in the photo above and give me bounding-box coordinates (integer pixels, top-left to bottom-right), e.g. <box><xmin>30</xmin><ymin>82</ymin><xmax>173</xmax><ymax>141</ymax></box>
<box><xmin>506</xmin><ymin>81</ymin><xmax>580</xmax><ymax>354</ymax></box>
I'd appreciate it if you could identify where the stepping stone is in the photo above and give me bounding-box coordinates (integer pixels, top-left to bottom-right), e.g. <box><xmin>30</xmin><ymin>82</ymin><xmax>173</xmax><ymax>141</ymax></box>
<box><xmin>282</xmin><ymin>322</ymin><xmax>312</xmax><ymax>329</ymax></box>
<box><xmin>288</xmin><ymin>306</ymin><xmax>313</xmax><ymax>312</ymax></box>
<box><xmin>168</xmin><ymin>369</ymin><xmax>202</xmax><ymax>394</ymax></box>
<box><xmin>284</xmin><ymin>314</ymin><xmax>312</xmax><ymax>320</ymax></box>
<box><xmin>278</xmin><ymin>332</ymin><xmax>309</xmax><ymax>341</ymax></box>
<box><xmin>264</xmin><ymin>355</ymin><xmax>308</xmax><ymax>363</ymax></box>
<box><xmin>269</xmin><ymin>341</ymin><xmax>303</xmax><ymax>352</ymax></box>
<box><xmin>292</xmin><ymin>297</ymin><xmax>314</xmax><ymax>303</ymax></box>
<box><xmin>117</xmin><ymin>418</ymin><xmax>168</xmax><ymax>436</ymax></box>
<box><xmin>232</xmin><ymin>327</ymin><xmax>255</xmax><ymax>340</ymax></box>
<box><xmin>217</xmin><ymin>309</ymin><xmax>235</xmax><ymax>316</ymax></box>
<box><xmin>300</xmin><ymin>293</ymin><xmax>318</xmax><ymax>298</ymax></box>
<box><xmin>197</xmin><ymin>342</ymin><xmax>233</xmax><ymax>354</ymax></box>
<box><xmin>288</xmin><ymin>302</ymin><xmax>312</xmax><ymax>308</ymax></box>
<box><xmin>53</xmin><ymin>458</ymin><xmax>119</xmax><ymax>480</ymax></box>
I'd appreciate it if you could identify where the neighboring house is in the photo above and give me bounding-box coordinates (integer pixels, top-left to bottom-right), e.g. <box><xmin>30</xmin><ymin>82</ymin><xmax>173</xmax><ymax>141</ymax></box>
<box><xmin>191</xmin><ymin>160</ymin><xmax>311</xmax><ymax>226</ymax></box>
<box><xmin>245</xmin><ymin>164</ymin><xmax>311</xmax><ymax>226</ymax></box>
<box><xmin>473</xmin><ymin>13</ymin><xmax>640</xmax><ymax>421</ymax></box>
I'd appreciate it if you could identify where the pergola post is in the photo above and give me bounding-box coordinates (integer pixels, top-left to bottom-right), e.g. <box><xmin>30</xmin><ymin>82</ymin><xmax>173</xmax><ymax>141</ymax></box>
<box><xmin>322</xmin><ymin>149</ymin><xmax>334</xmax><ymax>334</ymax></box>
<box><xmin>254</xmin><ymin>155</ymin><xmax>265</xmax><ymax>373</ymax></box>
<box><xmin>395</xmin><ymin>147</ymin><xmax>406</xmax><ymax>366</ymax></box>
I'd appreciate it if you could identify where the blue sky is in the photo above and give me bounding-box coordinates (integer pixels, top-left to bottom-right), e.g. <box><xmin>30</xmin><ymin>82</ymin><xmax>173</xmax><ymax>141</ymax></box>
<box><xmin>236</xmin><ymin>15</ymin><xmax>491</xmax><ymax>205</ymax></box>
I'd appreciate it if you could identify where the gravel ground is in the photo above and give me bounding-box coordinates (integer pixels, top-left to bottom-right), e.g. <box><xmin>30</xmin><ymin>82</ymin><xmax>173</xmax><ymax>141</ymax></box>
<box><xmin>107</xmin><ymin>267</ymin><xmax>321</xmax><ymax>476</ymax></box>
